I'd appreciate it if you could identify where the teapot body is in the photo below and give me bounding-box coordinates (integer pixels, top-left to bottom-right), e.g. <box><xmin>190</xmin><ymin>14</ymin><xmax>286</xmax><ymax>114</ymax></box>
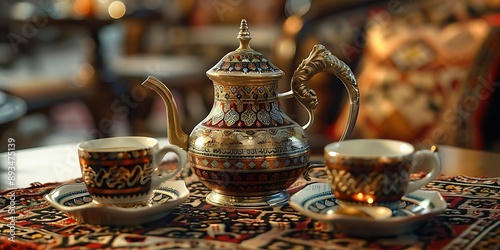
<box><xmin>188</xmin><ymin>80</ymin><xmax>310</xmax><ymax>207</ymax></box>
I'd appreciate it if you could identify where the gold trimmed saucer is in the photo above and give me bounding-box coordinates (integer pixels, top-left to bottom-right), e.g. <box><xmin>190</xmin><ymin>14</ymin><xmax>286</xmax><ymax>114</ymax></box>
<box><xmin>45</xmin><ymin>180</ymin><xmax>189</xmax><ymax>226</ymax></box>
<box><xmin>289</xmin><ymin>182</ymin><xmax>446</xmax><ymax>237</ymax></box>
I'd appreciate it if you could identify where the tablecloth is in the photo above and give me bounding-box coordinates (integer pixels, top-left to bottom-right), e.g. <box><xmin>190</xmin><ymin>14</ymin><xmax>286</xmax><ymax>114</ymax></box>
<box><xmin>1</xmin><ymin>170</ymin><xmax>499</xmax><ymax>250</ymax></box>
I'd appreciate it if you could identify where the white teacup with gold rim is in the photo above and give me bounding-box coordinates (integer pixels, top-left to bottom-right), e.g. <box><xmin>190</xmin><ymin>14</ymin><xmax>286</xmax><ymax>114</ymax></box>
<box><xmin>305</xmin><ymin>139</ymin><xmax>441</xmax><ymax>209</ymax></box>
<box><xmin>78</xmin><ymin>136</ymin><xmax>187</xmax><ymax>206</ymax></box>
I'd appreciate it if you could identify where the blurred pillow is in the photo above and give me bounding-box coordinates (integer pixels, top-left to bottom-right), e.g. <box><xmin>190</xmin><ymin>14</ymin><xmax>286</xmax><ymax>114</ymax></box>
<box><xmin>331</xmin><ymin>11</ymin><xmax>500</xmax><ymax>149</ymax></box>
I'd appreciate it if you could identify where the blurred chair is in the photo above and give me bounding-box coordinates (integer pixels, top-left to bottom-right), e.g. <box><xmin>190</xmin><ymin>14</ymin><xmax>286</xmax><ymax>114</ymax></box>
<box><xmin>277</xmin><ymin>0</ymin><xmax>500</xmax><ymax>152</ymax></box>
<box><xmin>0</xmin><ymin>26</ymin><xmax>98</xmax><ymax>149</ymax></box>
<box><xmin>103</xmin><ymin>16</ymin><xmax>281</xmax><ymax>135</ymax></box>
<box><xmin>99</xmin><ymin>20</ymin><xmax>211</xmax><ymax>136</ymax></box>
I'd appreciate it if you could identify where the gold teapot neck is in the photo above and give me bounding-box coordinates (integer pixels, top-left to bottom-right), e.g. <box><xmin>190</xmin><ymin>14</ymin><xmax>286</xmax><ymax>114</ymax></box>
<box><xmin>237</xmin><ymin>19</ymin><xmax>251</xmax><ymax>50</ymax></box>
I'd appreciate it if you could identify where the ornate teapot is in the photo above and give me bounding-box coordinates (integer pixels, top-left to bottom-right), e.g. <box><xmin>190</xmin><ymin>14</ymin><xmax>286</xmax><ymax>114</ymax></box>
<box><xmin>142</xmin><ymin>19</ymin><xmax>359</xmax><ymax>208</ymax></box>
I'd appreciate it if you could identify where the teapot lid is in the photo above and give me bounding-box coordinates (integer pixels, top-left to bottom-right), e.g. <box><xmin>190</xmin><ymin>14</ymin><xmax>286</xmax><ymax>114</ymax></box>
<box><xmin>206</xmin><ymin>19</ymin><xmax>284</xmax><ymax>79</ymax></box>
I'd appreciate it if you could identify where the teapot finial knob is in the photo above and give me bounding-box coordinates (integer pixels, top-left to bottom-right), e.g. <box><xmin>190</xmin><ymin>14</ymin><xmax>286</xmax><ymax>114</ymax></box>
<box><xmin>237</xmin><ymin>19</ymin><xmax>251</xmax><ymax>50</ymax></box>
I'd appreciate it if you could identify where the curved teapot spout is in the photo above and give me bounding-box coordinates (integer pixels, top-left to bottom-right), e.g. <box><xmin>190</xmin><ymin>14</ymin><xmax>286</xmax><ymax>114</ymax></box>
<box><xmin>141</xmin><ymin>76</ymin><xmax>189</xmax><ymax>150</ymax></box>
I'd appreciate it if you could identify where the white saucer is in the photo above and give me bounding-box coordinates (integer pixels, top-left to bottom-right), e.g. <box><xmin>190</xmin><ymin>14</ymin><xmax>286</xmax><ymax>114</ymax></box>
<box><xmin>45</xmin><ymin>180</ymin><xmax>189</xmax><ymax>226</ymax></box>
<box><xmin>289</xmin><ymin>182</ymin><xmax>447</xmax><ymax>238</ymax></box>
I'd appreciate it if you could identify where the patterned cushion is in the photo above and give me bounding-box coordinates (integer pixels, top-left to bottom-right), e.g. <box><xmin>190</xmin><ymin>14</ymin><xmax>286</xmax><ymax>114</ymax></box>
<box><xmin>331</xmin><ymin>6</ymin><xmax>500</xmax><ymax>149</ymax></box>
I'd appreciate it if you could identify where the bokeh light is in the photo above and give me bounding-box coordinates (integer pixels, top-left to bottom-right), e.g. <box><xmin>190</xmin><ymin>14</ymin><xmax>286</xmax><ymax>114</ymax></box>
<box><xmin>74</xmin><ymin>0</ymin><xmax>92</xmax><ymax>17</ymax></box>
<box><xmin>108</xmin><ymin>1</ymin><xmax>126</xmax><ymax>19</ymax></box>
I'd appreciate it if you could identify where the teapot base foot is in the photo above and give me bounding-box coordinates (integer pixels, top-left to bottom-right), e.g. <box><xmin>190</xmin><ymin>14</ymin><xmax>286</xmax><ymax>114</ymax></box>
<box><xmin>206</xmin><ymin>190</ymin><xmax>289</xmax><ymax>208</ymax></box>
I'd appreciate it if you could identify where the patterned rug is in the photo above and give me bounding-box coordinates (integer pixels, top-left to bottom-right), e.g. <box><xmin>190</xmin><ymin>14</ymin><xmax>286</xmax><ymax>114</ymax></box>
<box><xmin>1</xmin><ymin>171</ymin><xmax>499</xmax><ymax>249</ymax></box>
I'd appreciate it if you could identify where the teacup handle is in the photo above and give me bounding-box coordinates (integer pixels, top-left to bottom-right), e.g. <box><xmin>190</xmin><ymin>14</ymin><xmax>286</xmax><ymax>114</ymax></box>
<box><xmin>150</xmin><ymin>145</ymin><xmax>187</xmax><ymax>189</ymax></box>
<box><xmin>302</xmin><ymin>161</ymin><xmax>329</xmax><ymax>182</ymax></box>
<box><xmin>406</xmin><ymin>148</ymin><xmax>441</xmax><ymax>194</ymax></box>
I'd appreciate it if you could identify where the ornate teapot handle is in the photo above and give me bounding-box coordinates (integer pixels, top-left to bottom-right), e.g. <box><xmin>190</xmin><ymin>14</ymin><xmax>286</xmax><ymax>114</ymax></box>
<box><xmin>278</xmin><ymin>44</ymin><xmax>359</xmax><ymax>140</ymax></box>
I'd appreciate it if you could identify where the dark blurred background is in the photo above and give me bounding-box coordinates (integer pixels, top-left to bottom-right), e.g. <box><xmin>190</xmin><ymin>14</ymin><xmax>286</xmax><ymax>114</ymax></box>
<box><xmin>1</xmin><ymin>0</ymin><xmax>499</xmax><ymax>153</ymax></box>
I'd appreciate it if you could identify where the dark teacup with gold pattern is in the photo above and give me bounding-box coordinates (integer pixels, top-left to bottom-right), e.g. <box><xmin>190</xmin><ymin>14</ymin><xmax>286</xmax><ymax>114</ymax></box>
<box><xmin>78</xmin><ymin>136</ymin><xmax>187</xmax><ymax>206</ymax></box>
<box><xmin>306</xmin><ymin>139</ymin><xmax>441</xmax><ymax>209</ymax></box>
